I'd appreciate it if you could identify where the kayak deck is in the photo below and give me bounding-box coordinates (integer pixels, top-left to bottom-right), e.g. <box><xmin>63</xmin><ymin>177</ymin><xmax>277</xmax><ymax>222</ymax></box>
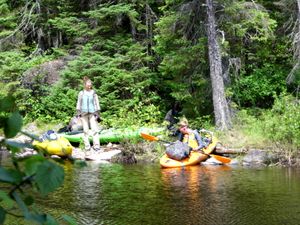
<box><xmin>160</xmin><ymin>151</ymin><xmax>208</xmax><ymax>168</ymax></box>
<box><xmin>61</xmin><ymin>127</ymin><xmax>164</xmax><ymax>144</ymax></box>
<box><xmin>33</xmin><ymin>137</ymin><xmax>73</xmax><ymax>157</ymax></box>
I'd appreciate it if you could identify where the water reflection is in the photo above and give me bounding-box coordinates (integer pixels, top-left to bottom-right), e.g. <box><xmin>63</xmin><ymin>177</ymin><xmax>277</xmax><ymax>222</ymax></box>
<box><xmin>71</xmin><ymin>162</ymin><xmax>102</xmax><ymax>225</ymax></box>
<box><xmin>160</xmin><ymin>165</ymin><xmax>234</xmax><ymax>225</ymax></box>
<box><xmin>2</xmin><ymin>153</ymin><xmax>300</xmax><ymax>225</ymax></box>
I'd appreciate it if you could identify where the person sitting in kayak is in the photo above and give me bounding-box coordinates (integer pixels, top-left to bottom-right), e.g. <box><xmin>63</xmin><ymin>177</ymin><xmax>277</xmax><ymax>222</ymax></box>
<box><xmin>178</xmin><ymin>119</ymin><xmax>205</xmax><ymax>152</ymax></box>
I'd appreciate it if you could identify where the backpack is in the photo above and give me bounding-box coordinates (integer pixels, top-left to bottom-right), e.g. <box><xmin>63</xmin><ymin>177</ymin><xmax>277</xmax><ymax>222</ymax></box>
<box><xmin>165</xmin><ymin>140</ymin><xmax>191</xmax><ymax>160</ymax></box>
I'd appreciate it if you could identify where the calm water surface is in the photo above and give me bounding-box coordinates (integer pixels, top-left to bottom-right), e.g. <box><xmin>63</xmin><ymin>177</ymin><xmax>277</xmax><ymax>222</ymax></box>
<box><xmin>3</xmin><ymin>158</ymin><xmax>300</xmax><ymax>225</ymax></box>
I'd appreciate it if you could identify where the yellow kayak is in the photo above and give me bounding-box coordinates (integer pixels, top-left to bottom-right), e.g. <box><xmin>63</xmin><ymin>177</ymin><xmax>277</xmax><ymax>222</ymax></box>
<box><xmin>33</xmin><ymin>136</ymin><xmax>73</xmax><ymax>157</ymax></box>
<box><xmin>160</xmin><ymin>136</ymin><xmax>219</xmax><ymax>168</ymax></box>
<box><xmin>203</xmin><ymin>136</ymin><xmax>218</xmax><ymax>154</ymax></box>
<box><xmin>160</xmin><ymin>151</ymin><xmax>208</xmax><ymax>168</ymax></box>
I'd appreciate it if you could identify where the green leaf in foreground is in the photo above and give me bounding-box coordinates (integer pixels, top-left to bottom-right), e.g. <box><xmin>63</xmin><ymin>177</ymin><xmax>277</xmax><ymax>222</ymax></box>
<box><xmin>35</xmin><ymin>161</ymin><xmax>64</xmax><ymax>196</ymax></box>
<box><xmin>24</xmin><ymin>155</ymin><xmax>45</xmax><ymax>176</ymax></box>
<box><xmin>4</xmin><ymin>111</ymin><xmax>23</xmax><ymax>138</ymax></box>
<box><xmin>62</xmin><ymin>215</ymin><xmax>78</xmax><ymax>225</ymax></box>
<box><xmin>0</xmin><ymin>167</ymin><xmax>23</xmax><ymax>183</ymax></box>
<box><xmin>0</xmin><ymin>191</ymin><xmax>14</xmax><ymax>208</ymax></box>
<box><xmin>0</xmin><ymin>206</ymin><xmax>6</xmax><ymax>224</ymax></box>
<box><xmin>5</xmin><ymin>139</ymin><xmax>32</xmax><ymax>154</ymax></box>
<box><xmin>44</xmin><ymin>214</ymin><xmax>59</xmax><ymax>225</ymax></box>
<box><xmin>0</xmin><ymin>96</ymin><xmax>15</xmax><ymax>112</ymax></box>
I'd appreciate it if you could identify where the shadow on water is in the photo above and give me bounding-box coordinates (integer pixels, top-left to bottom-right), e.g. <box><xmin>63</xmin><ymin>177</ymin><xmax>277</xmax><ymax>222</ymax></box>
<box><xmin>2</xmin><ymin>152</ymin><xmax>300</xmax><ymax>225</ymax></box>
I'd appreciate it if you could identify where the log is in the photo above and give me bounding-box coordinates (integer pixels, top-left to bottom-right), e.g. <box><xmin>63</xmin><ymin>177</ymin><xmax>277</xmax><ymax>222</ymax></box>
<box><xmin>214</xmin><ymin>144</ymin><xmax>247</xmax><ymax>154</ymax></box>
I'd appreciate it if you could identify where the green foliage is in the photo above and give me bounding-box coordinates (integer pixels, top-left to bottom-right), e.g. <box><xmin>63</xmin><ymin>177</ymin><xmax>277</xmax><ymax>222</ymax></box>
<box><xmin>48</xmin><ymin>14</ymin><xmax>89</xmax><ymax>37</ymax></box>
<box><xmin>105</xmin><ymin>102</ymin><xmax>162</xmax><ymax>128</ymax></box>
<box><xmin>4</xmin><ymin>111</ymin><xmax>23</xmax><ymax>138</ymax></box>
<box><xmin>35</xmin><ymin>161</ymin><xmax>64</xmax><ymax>196</ymax></box>
<box><xmin>24</xmin><ymin>86</ymin><xmax>77</xmax><ymax>123</ymax></box>
<box><xmin>0</xmin><ymin>0</ymin><xmax>297</xmax><ymax>146</ymax></box>
<box><xmin>84</xmin><ymin>2</ymin><xmax>140</xmax><ymax>34</ymax></box>
<box><xmin>262</xmin><ymin>94</ymin><xmax>300</xmax><ymax>150</ymax></box>
<box><xmin>154</xmin><ymin>6</ymin><xmax>212</xmax><ymax>117</ymax></box>
<box><xmin>223</xmin><ymin>0</ymin><xmax>277</xmax><ymax>42</ymax></box>
<box><xmin>0</xmin><ymin>95</ymin><xmax>77</xmax><ymax>224</ymax></box>
<box><xmin>0</xmin><ymin>51</ymin><xmax>26</xmax><ymax>82</ymax></box>
<box><xmin>0</xmin><ymin>96</ymin><xmax>21</xmax><ymax>137</ymax></box>
<box><xmin>0</xmin><ymin>0</ymin><xmax>18</xmax><ymax>45</ymax></box>
<box><xmin>32</xmin><ymin>35</ymin><xmax>163</xmax><ymax>126</ymax></box>
<box><xmin>189</xmin><ymin>115</ymin><xmax>214</xmax><ymax>131</ymax></box>
<box><xmin>231</xmin><ymin>63</ymin><xmax>287</xmax><ymax>107</ymax></box>
<box><xmin>0</xmin><ymin>0</ymin><xmax>17</xmax><ymax>29</ymax></box>
<box><xmin>0</xmin><ymin>50</ymin><xmax>58</xmax><ymax>116</ymax></box>
<box><xmin>225</xmin><ymin>94</ymin><xmax>300</xmax><ymax>160</ymax></box>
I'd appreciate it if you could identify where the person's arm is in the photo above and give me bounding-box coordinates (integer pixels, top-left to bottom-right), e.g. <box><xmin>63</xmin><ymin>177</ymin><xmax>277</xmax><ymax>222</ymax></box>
<box><xmin>76</xmin><ymin>91</ymin><xmax>83</xmax><ymax>117</ymax></box>
<box><xmin>193</xmin><ymin>130</ymin><xmax>204</xmax><ymax>151</ymax></box>
<box><xmin>93</xmin><ymin>91</ymin><xmax>100</xmax><ymax>112</ymax></box>
<box><xmin>93</xmin><ymin>91</ymin><xmax>101</xmax><ymax>121</ymax></box>
<box><xmin>164</xmin><ymin>110</ymin><xmax>172</xmax><ymax>121</ymax></box>
<box><xmin>164</xmin><ymin>110</ymin><xmax>173</xmax><ymax>129</ymax></box>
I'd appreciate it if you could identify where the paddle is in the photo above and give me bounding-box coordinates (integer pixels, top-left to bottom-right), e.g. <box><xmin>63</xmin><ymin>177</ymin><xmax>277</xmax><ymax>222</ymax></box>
<box><xmin>140</xmin><ymin>132</ymin><xmax>172</xmax><ymax>144</ymax></box>
<box><xmin>140</xmin><ymin>132</ymin><xmax>231</xmax><ymax>164</ymax></box>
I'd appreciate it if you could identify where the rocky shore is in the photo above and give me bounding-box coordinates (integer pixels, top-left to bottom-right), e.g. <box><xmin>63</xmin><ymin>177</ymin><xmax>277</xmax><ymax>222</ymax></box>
<box><xmin>1</xmin><ymin>123</ymin><xmax>282</xmax><ymax>167</ymax></box>
<box><xmin>3</xmin><ymin>137</ymin><xmax>280</xmax><ymax>167</ymax></box>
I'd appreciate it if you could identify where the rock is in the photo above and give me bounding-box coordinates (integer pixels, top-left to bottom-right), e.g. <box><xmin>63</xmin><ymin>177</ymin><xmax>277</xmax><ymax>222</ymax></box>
<box><xmin>15</xmin><ymin>149</ymin><xmax>38</xmax><ymax>158</ymax></box>
<box><xmin>85</xmin><ymin>150</ymin><xmax>121</xmax><ymax>161</ymax></box>
<box><xmin>242</xmin><ymin>149</ymin><xmax>278</xmax><ymax>166</ymax></box>
<box><xmin>21</xmin><ymin>54</ymin><xmax>77</xmax><ymax>91</ymax></box>
<box><xmin>71</xmin><ymin>148</ymin><xmax>85</xmax><ymax>160</ymax></box>
<box><xmin>106</xmin><ymin>142</ymin><xmax>113</xmax><ymax>148</ymax></box>
<box><xmin>88</xmin><ymin>159</ymin><xmax>110</xmax><ymax>164</ymax></box>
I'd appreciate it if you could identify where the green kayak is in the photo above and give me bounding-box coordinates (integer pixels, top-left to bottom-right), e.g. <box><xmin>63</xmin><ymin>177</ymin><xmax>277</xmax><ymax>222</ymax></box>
<box><xmin>60</xmin><ymin>127</ymin><xmax>165</xmax><ymax>144</ymax></box>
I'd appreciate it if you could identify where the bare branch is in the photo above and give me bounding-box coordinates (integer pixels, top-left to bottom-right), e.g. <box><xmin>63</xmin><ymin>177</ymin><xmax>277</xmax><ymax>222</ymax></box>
<box><xmin>0</xmin><ymin>0</ymin><xmax>41</xmax><ymax>48</ymax></box>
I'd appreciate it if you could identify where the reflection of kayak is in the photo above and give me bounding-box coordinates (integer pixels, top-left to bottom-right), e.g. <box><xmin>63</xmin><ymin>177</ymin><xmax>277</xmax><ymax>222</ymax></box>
<box><xmin>160</xmin><ymin>151</ymin><xmax>208</xmax><ymax>168</ymax></box>
<box><xmin>160</xmin><ymin>136</ymin><xmax>219</xmax><ymax>168</ymax></box>
<box><xmin>33</xmin><ymin>137</ymin><xmax>73</xmax><ymax>157</ymax></box>
<box><xmin>61</xmin><ymin>127</ymin><xmax>164</xmax><ymax>144</ymax></box>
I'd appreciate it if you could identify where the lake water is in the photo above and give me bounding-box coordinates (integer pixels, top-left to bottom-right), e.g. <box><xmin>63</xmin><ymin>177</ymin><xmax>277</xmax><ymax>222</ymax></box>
<box><xmin>3</xmin><ymin>159</ymin><xmax>300</xmax><ymax>225</ymax></box>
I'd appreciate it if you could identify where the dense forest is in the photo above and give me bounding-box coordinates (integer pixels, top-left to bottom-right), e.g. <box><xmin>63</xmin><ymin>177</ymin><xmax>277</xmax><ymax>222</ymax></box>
<box><xmin>1</xmin><ymin>1</ymin><xmax>300</xmax><ymax>223</ymax></box>
<box><xmin>0</xmin><ymin>0</ymin><xmax>299</xmax><ymax>150</ymax></box>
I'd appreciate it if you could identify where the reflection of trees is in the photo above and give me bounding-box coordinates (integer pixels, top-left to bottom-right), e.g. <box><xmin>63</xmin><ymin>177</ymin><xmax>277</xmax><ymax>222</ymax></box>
<box><xmin>36</xmin><ymin>161</ymin><xmax>104</xmax><ymax>224</ymax></box>
<box><xmin>221</xmin><ymin>167</ymin><xmax>300</xmax><ymax>225</ymax></box>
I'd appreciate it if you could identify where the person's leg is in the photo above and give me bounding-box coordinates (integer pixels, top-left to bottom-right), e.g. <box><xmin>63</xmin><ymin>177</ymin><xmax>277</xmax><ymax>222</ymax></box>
<box><xmin>89</xmin><ymin>114</ymin><xmax>100</xmax><ymax>151</ymax></box>
<box><xmin>81</xmin><ymin>114</ymin><xmax>91</xmax><ymax>151</ymax></box>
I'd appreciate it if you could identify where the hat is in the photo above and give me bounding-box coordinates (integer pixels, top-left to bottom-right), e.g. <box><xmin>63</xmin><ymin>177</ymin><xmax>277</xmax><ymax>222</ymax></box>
<box><xmin>178</xmin><ymin>118</ymin><xmax>188</xmax><ymax>127</ymax></box>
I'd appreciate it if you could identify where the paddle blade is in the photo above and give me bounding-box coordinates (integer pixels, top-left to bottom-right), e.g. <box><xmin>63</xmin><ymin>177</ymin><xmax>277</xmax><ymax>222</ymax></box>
<box><xmin>140</xmin><ymin>133</ymin><xmax>159</xmax><ymax>142</ymax></box>
<box><xmin>210</xmin><ymin>154</ymin><xmax>231</xmax><ymax>164</ymax></box>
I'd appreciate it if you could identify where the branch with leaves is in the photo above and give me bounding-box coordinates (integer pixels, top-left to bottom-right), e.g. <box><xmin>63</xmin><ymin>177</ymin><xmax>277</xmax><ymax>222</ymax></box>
<box><xmin>0</xmin><ymin>95</ymin><xmax>77</xmax><ymax>225</ymax></box>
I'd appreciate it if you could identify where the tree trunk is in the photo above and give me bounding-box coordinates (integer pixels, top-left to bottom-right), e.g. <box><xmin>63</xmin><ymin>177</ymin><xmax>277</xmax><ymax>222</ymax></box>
<box><xmin>287</xmin><ymin>0</ymin><xmax>300</xmax><ymax>84</ymax></box>
<box><xmin>206</xmin><ymin>0</ymin><xmax>231</xmax><ymax>130</ymax></box>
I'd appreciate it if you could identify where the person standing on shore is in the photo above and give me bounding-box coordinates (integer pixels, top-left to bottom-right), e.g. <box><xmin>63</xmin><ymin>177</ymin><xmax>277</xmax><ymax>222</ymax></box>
<box><xmin>76</xmin><ymin>76</ymin><xmax>101</xmax><ymax>153</ymax></box>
